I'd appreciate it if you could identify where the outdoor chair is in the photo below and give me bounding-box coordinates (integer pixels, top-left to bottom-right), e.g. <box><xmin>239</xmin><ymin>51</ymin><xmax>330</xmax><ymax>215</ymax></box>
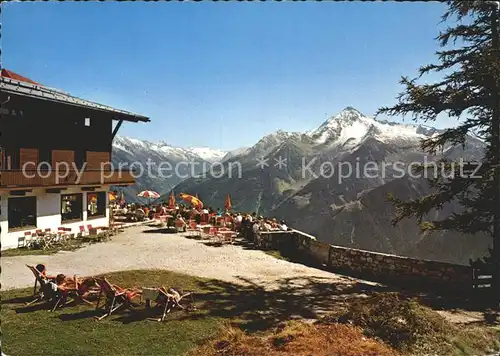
<box><xmin>57</xmin><ymin>227</ymin><xmax>69</xmax><ymax>241</ymax></box>
<box><xmin>94</xmin><ymin>277</ymin><xmax>142</xmax><ymax>320</ymax></box>
<box><xmin>78</xmin><ymin>225</ymin><xmax>89</xmax><ymax>237</ymax></box>
<box><xmin>54</xmin><ymin>276</ymin><xmax>100</xmax><ymax>309</ymax></box>
<box><xmin>146</xmin><ymin>287</ymin><xmax>194</xmax><ymax>322</ymax></box>
<box><xmin>186</xmin><ymin>221</ymin><xmax>201</xmax><ymax>237</ymax></box>
<box><xmin>18</xmin><ymin>236</ymin><xmax>25</xmax><ymax>248</ymax></box>
<box><xmin>217</xmin><ymin>228</ymin><xmax>237</xmax><ymax>244</ymax></box>
<box><xmin>87</xmin><ymin>224</ymin><xmax>98</xmax><ymax>235</ymax></box>
<box><xmin>206</xmin><ymin>227</ymin><xmax>218</xmax><ymax>238</ymax></box>
<box><xmin>174</xmin><ymin>220</ymin><xmax>187</xmax><ymax>232</ymax></box>
<box><xmin>25</xmin><ymin>265</ymin><xmax>62</xmax><ymax>311</ymax></box>
<box><xmin>20</xmin><ymin>231</ymin><xmax>32</xmax><ymax>248</ymax></box>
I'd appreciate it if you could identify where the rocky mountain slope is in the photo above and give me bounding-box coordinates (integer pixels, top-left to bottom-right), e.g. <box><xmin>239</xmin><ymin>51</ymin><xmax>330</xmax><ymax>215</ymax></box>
<box><xmin>169</xmin><ymin>107</ymin><xmax>489</xmax><ymax>264</ymax></box>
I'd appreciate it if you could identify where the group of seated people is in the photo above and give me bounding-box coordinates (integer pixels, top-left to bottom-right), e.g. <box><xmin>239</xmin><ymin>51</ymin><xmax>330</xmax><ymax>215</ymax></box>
<box><xmin>113</xmin><ymin>199</ymin><xmax>292</xmax><ymax>242</ymax></box>
<box><xmin>35</xmin><ymin>264</ymin><xmax>96</xmax><ymax>299</ymax></box>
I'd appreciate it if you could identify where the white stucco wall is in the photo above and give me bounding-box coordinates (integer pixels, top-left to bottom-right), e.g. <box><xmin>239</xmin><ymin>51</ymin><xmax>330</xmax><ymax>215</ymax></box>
<box><xmin>1</xmin><ymin>186</ymin><xmax>109</xmax><ymax>250</ymax></box>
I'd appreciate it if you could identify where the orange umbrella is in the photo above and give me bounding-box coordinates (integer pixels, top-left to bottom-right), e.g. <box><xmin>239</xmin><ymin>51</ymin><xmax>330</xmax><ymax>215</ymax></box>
<box><xmin>168</xmin><ymin>191</ymin><xmax>176</xmax><ymax>209</ymax></box>
<box><xmin>179</xmin><ymin>193</ymin><xmax>203</xmax><ymax>208</ymax></box>
<box><xmin>224</xmin><ymin>194</ymin><xmax>232</xmax><ymax>211</ymax></box>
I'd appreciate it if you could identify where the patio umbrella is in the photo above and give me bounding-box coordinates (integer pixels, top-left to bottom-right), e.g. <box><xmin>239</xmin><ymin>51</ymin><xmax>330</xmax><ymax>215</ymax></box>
<box><xmin>179</xmin><ymin>193</ymin><xmax>203</xmax><ymax>209</ymax></box>
<box><xmin>137</xmin><ymin>190</ymin><xmax>160</xmax><ymax>204</ymax></box>
<box><xmin>168</xmin><ymin>191</ymin><xmax>176</xmax><ymax>209</ymax></box>
<box><xmin>137</xmin><ymin>190</ymin><xmax>160</xmax><ymax>199</ymax></box>
<box><xmin>224</xmin><ymin>194</ymin><xmax>232</xmax><ymax>211</ymax></box>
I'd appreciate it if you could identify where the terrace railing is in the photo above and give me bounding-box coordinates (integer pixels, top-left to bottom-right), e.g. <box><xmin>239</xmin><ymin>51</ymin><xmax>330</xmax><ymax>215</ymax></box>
<box><xmin>0</xmin><ymin>169</ymin><xmax>136</xmax><ymax>188</ymax></box>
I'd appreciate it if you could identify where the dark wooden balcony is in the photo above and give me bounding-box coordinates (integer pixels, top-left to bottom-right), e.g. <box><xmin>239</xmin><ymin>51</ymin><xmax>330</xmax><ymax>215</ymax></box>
<box><xmin>0</xmin><ymin>169</ymin><xmax>136</xmax><ymax>189</ymax></box>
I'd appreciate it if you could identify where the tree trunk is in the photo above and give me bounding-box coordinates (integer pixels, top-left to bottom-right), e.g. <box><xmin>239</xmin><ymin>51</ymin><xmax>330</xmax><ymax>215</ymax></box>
<box><xmin>490</xmin><ymin>6</ymin><xmax>500</xmax><ymax>307</ymax></box>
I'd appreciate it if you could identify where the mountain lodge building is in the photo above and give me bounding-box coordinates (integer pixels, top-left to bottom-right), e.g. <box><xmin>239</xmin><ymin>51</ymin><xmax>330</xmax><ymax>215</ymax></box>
<box><xmin>0</xmin><ymin>69</ymin><xmax>150</xmax><ymax>250</ymax></box>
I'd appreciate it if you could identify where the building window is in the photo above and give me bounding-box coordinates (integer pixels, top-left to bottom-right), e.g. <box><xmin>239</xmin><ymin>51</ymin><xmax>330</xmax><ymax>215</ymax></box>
<box><xmin>87</xmin><ymin>192</ymin><xmax>106</xmax><ymax>219</ymax></box>
<box><xmin>84</xmin><ymin>117</ymin><xmax>91</xmax><ymax>126</ymax></box>
<box><xmin>61</xmin><ymin>193</ymin><xmax>83</xmax><ymax>222</ymax></box>
<box><xmin>8</xmin><ymin>197</ymin><xmax>37</xmax><ymax>230</ymax></box>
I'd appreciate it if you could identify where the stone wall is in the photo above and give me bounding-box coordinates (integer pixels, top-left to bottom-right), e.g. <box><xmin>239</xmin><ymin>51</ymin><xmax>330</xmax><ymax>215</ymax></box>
<box><xmin>259</xmin><ymin>229</ymin><xmax>473</xmax><ymax>292</ymax></box>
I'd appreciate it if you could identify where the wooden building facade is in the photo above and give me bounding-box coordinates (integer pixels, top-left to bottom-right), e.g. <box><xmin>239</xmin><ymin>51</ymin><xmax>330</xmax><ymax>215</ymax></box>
<box><xmin>0</xmin><ymin>69</ymin><xmax>150</xmax><ymax>249</ymax></box>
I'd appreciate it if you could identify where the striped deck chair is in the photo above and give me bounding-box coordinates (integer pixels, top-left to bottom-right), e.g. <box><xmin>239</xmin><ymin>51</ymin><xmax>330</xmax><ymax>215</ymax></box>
<box><xmin>149</xmin><ymin>287</ymin><xmax>194</xmax><ymax>322</ymax></box>
<box><xmin>94</xmin><ymin>277</ymin><xmax>142</xmax><ymax>320</ymax></box>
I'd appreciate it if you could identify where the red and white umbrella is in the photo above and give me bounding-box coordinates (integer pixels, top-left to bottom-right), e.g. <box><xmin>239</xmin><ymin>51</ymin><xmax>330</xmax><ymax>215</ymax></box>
<box><xmin>137</xmin><ymin>190</ymin><xmax>160</xmax><ymax>199</ymax></box>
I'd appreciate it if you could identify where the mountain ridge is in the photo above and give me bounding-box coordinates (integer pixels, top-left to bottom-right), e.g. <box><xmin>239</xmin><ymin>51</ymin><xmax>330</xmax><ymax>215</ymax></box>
<box><xmin>166</xmin><ymin>107</ymin><xmax>488</xmax><ymax>265</ymax></box>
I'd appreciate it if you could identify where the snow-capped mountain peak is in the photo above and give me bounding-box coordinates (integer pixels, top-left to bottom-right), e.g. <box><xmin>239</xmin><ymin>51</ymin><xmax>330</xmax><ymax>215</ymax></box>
<box><xmin>308</xmin><ymin>107</ymin><xmax>428</xmax><ymax>147</ymax></box>
<box><xmin>113</xmin><ymin>136</ymin><xmax>228</xmax><ymax>163</ymax></box>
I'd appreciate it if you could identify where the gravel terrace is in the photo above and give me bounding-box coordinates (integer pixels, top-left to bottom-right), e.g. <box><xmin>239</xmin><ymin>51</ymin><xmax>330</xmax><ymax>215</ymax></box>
<box><xmin>2</xmin><ymin>224</ymin><xmax>356</xmax><ymax>291</ymax></box>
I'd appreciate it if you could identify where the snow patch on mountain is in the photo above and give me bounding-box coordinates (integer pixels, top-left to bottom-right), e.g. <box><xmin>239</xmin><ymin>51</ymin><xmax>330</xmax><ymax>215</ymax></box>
<box><xmin>186</xmin><ymin>147</ymin><xmax>227</xmax><ymax>162</ymax></box>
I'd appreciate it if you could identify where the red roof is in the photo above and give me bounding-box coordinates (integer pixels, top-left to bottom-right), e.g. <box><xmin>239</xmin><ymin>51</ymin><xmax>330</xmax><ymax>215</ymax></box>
<box><xmin>1</xmin><ymin>69</ymin><xmax>40</xmax><ymax>85</ymax></box>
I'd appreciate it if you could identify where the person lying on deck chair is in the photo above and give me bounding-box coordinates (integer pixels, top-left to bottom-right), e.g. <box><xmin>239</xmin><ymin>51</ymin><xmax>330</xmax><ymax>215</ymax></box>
<box><xmin>55</xmin><ymin>274</ymin><xmax>97</xmax><ymax>300</ymax></box>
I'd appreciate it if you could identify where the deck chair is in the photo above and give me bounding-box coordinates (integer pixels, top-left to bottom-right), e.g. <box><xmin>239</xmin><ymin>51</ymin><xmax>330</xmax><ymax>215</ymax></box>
<box><xmin>186</xmin><ymin>221</ymin><xmax>201</xmax><ymax>237</ymax></box>
<box><xmin>149</xmin><ymin>287</ymin><xmax>194</xmax><ymax>322</ymax></box>
<box><xmin>94</xmin><ymin>277</ymin><xmax>142</xmax><ymax>320</ymax></box>
<box><xmin>25</xmin><ymin>265</ymin><xmax>62</xmax><ymax>311</ymax></box>
<box><xmin>174</xmin><ymin>220</ymin><xmax>187</xmax><ymax>232</ymax></box>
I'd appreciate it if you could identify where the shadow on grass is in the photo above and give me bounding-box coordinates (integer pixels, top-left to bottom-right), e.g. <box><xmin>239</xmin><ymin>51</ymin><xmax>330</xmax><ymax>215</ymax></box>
<box><xmin>59</xmin><ymin>309</ymin><xmax>100</xmax><ymax>321</ymax></box>
<box><xmin>14</xmin><ymin>303</ymin><xmax>52</xmax><ymax>314</ymax></box>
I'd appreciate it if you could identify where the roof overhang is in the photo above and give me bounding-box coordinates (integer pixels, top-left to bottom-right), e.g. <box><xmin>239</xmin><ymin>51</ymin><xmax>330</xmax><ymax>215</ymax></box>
<box><xmin>0</xmin><ymin>77</ymin><xmax>150</xmax><ymax>123</ymax></box>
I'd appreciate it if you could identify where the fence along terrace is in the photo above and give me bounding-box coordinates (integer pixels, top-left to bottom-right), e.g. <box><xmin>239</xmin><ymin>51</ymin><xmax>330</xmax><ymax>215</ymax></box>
<box><xmin>0</xmin><ymin>69</ymin><xmax>150</xmax><ymax>250</ymax></box>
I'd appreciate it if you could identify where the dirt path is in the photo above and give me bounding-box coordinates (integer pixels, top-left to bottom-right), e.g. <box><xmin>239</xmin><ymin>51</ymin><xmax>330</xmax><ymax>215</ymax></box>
<box><xmin>2</xmin><ymin>225</ymin><xmax>356</xmax><ymax>291</ymax></box>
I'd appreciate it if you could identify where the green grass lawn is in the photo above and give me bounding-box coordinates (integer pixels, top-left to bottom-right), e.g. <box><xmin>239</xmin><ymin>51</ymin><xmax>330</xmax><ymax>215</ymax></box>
<box><xmin>2</xmin><ymin>242</ymin><xmax>84</xmax><ymax>257</ymax></box>
<box><xmin>3</xmin><ymin>269</ymin><xmax>499</xmax><ymax>356</ymax></box>
<box><xmin>1</xmin><ymin>270</ymin><xmax>225</xmax><ymax>356</ymax></box>
<box><xmin>4</xmin><ymin>268</ymin><xmax>351</xmax><ymax>356</ymax></box>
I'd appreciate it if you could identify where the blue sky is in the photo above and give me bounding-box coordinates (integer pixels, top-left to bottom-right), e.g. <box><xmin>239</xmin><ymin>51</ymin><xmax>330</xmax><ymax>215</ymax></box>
<box><xmin>3</xmin><ymin>2</ymin><xmax>450</xmax><ymax>150</ymax></box>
